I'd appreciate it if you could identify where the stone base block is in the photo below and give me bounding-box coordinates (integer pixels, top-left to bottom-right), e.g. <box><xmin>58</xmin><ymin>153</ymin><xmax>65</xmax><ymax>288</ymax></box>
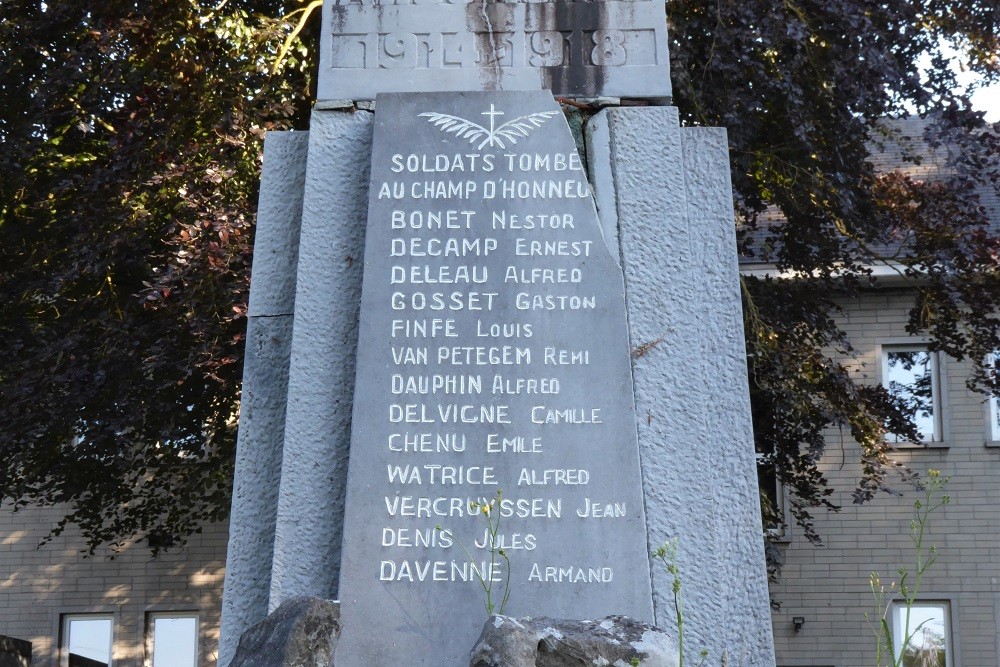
<box><xmin>470</xmin><ymin>614</ymin><xmax>679</xmax><ymax>667</ymax></box>
<box><xmin>228</xmin><ymin>597</ymin><xmax>340</xmax><ymax>667</ymax></box>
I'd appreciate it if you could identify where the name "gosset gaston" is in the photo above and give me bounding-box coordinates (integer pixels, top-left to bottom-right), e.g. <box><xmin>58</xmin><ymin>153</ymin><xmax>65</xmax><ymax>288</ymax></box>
<box><xmin>390</xmin><ymin>291</ymin><xmax>597</xmax><ymax>311</ymax></box>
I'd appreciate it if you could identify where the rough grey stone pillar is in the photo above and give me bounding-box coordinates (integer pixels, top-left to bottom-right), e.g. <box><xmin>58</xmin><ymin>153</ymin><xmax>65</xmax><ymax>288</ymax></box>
<box><xmin>588</xmin><ymin>107</ymin><xmax>776</xmax><ymax>665</ymax></box>
<box><xmin>219</xmin><ymin>131</ymin><xmax>309</xmax><ymax>667</ymax></box>
<box><xmin>268</xmin><ymin>109</ymin><xmax>374</xmax><ymax>609</ymax></box>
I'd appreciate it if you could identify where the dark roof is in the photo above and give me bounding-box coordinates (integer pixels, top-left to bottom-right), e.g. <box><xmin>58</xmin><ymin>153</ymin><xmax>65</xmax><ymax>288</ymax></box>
<box><xmin>738</xmin><ymin>117</ymin><xmax>1000</xmax><ymax>267</ymax></box>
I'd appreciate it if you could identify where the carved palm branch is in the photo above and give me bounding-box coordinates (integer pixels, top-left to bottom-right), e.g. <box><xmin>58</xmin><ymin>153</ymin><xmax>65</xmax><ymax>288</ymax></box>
<box><xmin>419</xmin><ymin>110</ymin><xmax>560</xmax><ymax>149</ymax></box>
<box><xmin>417</xmin><ymin>112</ymin><xmax>490</xmax><ymax>148</ymax></box>
<box><xmin>493</xmin><ymin>112</ymin><xmax>560</xmax><ymax>146</ymax></box>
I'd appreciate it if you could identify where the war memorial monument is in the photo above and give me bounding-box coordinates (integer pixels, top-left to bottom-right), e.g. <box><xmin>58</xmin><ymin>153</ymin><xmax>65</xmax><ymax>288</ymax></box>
<box><xmin>219</xmin><ymin>0</ymin><xmax>776</xmax><ymax>664</ymax></box>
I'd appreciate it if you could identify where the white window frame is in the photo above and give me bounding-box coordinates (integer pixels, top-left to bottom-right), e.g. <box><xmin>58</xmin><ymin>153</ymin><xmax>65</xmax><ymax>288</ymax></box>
<box><xmin>889</xmin><ymin>600</ymin><xmax>955</xmax><ymax>667</ymax></box>
<box><xmin>755</xmin><ymin>452</ymin><xmax>788</xmax><ymax>541</ymax></box>
<box><xmin>61</xmin><ymin>613</ymin><xmax>115</xmax><ymax>667</ymax></box>
<box><xmin>988</xmin><ymin>395</ymin><xmax>1000</xmax><ymax>444</ymax></box>
<box><xmin>984</xmin><ymin>352</ymin><xmax>1000</xmax><ymax>446</ymax></box>
<box><xmin>878</xmin><ymin>341</ymin><xmax>945</xmax><ymax>445</ymax></box>
<box><xmin>145</xmin><ymin>612</ymin><xmax>200</xmax><ymax>667</ymax></box>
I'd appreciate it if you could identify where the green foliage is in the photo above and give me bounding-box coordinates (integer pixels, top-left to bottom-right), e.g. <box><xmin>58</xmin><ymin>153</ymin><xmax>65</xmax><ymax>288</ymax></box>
<box><xmin>0</xmin><ymin>0</ymin><xmax>317</xmax><ymax>553</ymax></box>
<box><xmin>669</xmin><ymin>0</ymin><xmax>1000</xmax><ymax>546</ymax></box>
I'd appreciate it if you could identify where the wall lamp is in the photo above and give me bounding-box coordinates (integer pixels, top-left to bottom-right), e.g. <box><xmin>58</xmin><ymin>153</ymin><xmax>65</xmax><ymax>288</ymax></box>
<box><xmin>792</xmin><ymin>616</ymin><xmax>805</xmax><ymax>633</ymax></box>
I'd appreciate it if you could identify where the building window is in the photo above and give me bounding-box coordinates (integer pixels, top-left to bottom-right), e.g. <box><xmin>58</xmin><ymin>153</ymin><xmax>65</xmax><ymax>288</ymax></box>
<box><xmin>882</xmin><ymin>345</ymin><xmax>941</xmax><ymax>443</ymax></box>
<box><xmin>756</xmin><ymin>451</ymin><xmax>786</xmax><ymax>539</ymax></box>
<box><xmin>890</xmin><ymin>601</ymin><xmax>953</xmax><ymax>666</ymax></box>
<box><xmin>61</xmin><ymin>614</ymin><xmax>113</xmax><ymax>667</ymax></box>
<box><xmin>147</xmin><ymin>613</ymin><xmax>198</xmax><ymax>667</ymax></box>
<box><xmin>987</xmin><ymin>354</ymin><xmax>1000</xmax><ymax>442</ymax></box>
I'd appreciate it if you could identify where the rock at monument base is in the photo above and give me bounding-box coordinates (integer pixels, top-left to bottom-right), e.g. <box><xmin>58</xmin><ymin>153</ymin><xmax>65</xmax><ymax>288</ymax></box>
<box><xmin>0</xmin><ymin>634</ymin><xmax>31</xmax><ymax>667</ymax></box>
<box><xmin>227</xmin><ymin>597</ymin><xmax>340</xmax><ymax>667</ymax></box>
<box><xmin>470</xmin><ymin>615</ymin><xmax>679</xmax><ymax>667</ymax></box>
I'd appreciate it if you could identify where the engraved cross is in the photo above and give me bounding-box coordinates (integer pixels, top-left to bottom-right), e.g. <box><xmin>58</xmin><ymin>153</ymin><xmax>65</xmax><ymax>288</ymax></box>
<box><xmin>481</xmin><ymin>104</ymin><xmax>504</xmax><ymax>134</ymax></box>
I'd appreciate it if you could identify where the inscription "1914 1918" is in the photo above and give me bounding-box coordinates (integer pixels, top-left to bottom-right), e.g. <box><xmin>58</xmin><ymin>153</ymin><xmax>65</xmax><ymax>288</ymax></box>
<box><xmin>319</xmin><ymin>0</ymin><xmax>671</xmax><ymax>100</ymax></box>
<box><xmin>332</xmin><ymin>29</ymin><xmax>653</xmax><ymax>70</ymax></box>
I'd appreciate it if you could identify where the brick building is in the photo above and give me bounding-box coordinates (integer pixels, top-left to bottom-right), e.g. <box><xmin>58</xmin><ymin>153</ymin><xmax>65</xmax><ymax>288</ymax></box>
<box><xmin>765</xmin><ymin>288</ymin><xmax>1000</xmax><ymax>666</ymax></box>
<box><xmin>755</xmin><ymin>119</ymin><xmax>1000</xmax><ymax>666</ymax></box>
<box><xmin>0</xmin><ymin>505</ymin><xmax>226</xmax><ymax>667</ymax></box>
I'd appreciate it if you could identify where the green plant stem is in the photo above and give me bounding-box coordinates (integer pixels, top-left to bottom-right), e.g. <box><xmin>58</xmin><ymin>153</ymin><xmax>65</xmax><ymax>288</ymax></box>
<box><xmin>438</xmin><ymin>489</ymin><xmax>510</xmax><ymax>617</ymax></box>
<box><xmin>675</xmin><ymin>591</ymin><xmax>684</xmax><ymax>667</ymax></box>
<box><xmin>869</xmin><ymin>471</ymin><xmax>949</xmax><ymax>667</ymax></box>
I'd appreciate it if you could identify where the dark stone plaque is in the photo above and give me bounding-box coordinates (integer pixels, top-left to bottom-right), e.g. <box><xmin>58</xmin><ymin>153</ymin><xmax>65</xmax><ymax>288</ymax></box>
<box><xmin>335</xmin><ymin>90</ymin><xmax>653</xmax><ymax>666</ymax></box>
<box><xmin>319</xmin><ymin>1</ymin><xmax>671</xmax><ymax>101</ymax></box>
